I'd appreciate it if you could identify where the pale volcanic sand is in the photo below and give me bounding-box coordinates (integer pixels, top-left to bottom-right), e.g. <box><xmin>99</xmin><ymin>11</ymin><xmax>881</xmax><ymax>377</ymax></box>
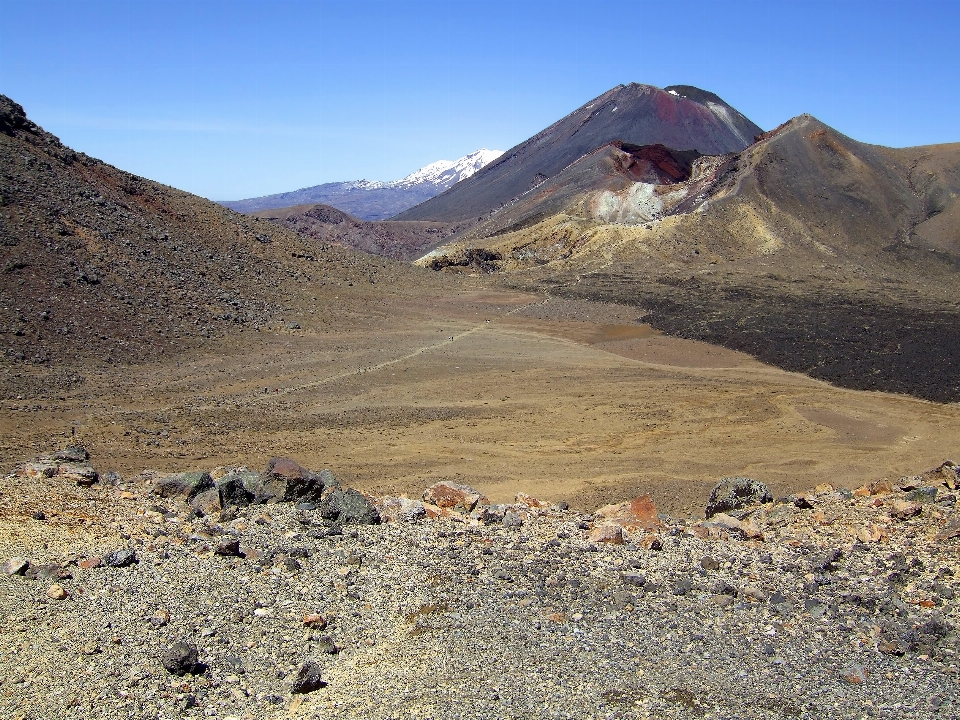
<box><xmin>2</xmin><ymin>289</ymin><xmax>958</xmax><ymax>519</ymax></box>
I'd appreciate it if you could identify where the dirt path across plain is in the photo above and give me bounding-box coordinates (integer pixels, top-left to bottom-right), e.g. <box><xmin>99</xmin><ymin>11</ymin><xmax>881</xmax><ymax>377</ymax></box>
<box><xmin>2</xmin><ymin>291</ymin><xmax>958</xmax><ymax>519</ymax></box>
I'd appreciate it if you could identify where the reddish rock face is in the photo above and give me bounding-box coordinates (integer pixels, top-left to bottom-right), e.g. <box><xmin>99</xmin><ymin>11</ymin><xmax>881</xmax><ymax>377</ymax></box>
<box><xmin>422</xmin><ymin>481</ymin><xmax>488</xmax><ymax>512</ymax></box>
<box><xmin>595</xmin><ymin>495</ymin><xmax>661</xmax><ymax>532</ymax></box>
<box><xmin>265</xmin><ymin>457</ymin><xmax>306</xmax><ymax>480</ymax></box>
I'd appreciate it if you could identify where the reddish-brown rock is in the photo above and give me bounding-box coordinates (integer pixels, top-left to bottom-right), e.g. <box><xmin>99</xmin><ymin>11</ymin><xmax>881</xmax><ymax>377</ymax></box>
<box><xmin>588</xmin><ymin>522</ymin><xmax>625</xmax><ymax>544</ymax></box>
<box><xmin>422</xmin><ymin>481</ymin><xmax>488</xmax><ymax>512</ymax></box>
<box><xmin>595</xmin><ymin>495</ymin><xmax>661</xmax><ymax>532</ymax></box>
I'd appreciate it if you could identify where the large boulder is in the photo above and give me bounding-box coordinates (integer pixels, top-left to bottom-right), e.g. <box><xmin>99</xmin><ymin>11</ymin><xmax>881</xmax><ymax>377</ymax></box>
<box><xmin>258</xmin><ymin>458</ymin><xmax>340</xmax><ymax>503</ymax></box>
<box><xmin>317</xmin><ymin>487</ymin><xmax>380</xmax><ymax>525</ymax></box>
<box><xmin>215</xmin><ymin>470</ymin><xmax>259</xmax><ymax>507</ymax></box>
<box><xmin>153</xmin><ymin>471</ymin><xmax>214</xmax><ymax>500</ymax></box>
<box><xmin>705</xmin><ymin>477</ymin><xmax>773</xmax><ymax>518</ymax></box>
<box><xmin>24</xmin><ymin>446</ymin><xmax>99</xmax><ymax>486</ymax></box>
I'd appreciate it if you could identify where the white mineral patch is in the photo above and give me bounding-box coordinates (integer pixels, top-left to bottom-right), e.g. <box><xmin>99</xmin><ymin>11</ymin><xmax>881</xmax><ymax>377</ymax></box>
<box><xmin>594</xmin><ymin>183</ymin><xmax>688</xmax><ymax>225</ymax></box>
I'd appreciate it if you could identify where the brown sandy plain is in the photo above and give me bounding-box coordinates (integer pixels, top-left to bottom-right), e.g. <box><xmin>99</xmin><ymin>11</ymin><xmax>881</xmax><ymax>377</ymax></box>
<box><xmin>2</xmin><ymin>287</ymin><xmax>957</xmax><ymax>520</ymax></box>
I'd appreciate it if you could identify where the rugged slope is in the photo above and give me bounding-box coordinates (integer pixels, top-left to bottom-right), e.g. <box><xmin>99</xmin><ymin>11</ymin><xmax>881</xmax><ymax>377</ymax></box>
<box><xmin>0</xmin><ymin>95</ymin><xmax>443</xmax><ymax>370</ymax></box>
<box><xmin>249</xmin><ymin>203</ymin><xmax>471</xmax><ymax>262</ymax></box>
<box><xmin>220</xmin><ymin>149</ymin><xmax>503</xmax><ymax>220</ymax></box>
<box><xmin>394</xmin><ymin>83</ymin><xmax>762</xmax><ymax>224</ymax></box>
<box><xmin>421</xmin><ymin>116</ymin><xmax>960</xmax><ymax>402</ymax></box>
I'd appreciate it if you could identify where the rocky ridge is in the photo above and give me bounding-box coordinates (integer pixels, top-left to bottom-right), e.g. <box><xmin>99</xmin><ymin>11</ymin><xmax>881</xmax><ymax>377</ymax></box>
<box><xmin>2</xmin><ymin>449</ymin><xmax>959</xmax><ymax>719</ymax></box>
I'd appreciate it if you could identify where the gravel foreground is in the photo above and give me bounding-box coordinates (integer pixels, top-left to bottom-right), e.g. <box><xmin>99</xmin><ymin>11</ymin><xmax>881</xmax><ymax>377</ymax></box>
<box><xmin>1</xmin><ymin>454</ymin><xmax>958</xmax><ymax>720</ymax></box>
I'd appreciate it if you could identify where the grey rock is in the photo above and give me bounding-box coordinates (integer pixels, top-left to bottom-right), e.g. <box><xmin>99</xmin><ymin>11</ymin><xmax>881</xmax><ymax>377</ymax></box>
<box><xmin>673</xmin><ymin>578</ymin><xmax>693</xmax><ymax>596</ymax></box>
<box><xmin>317</xmin><ymin>487</ymin><xmax>380</xmax><ymax>525</ymax></box>
<box><xmin>502</xmin><ymin>510</ymin><xmax>523</xmax><ymax>529</ymax></box>
<box><xmin>705</xmin><ymin>477</ymin><xmax>773</xmax><ymax>518</ymax></box>
<box><xmin>621</xmin><ymin>572</ymin><xmax>647</xmax><ymax>587</ymax></box>
<box><xmin>315</xmin><ymin>636</ymin><xmax>339</xmax><ymax>654</ymax></box>
<box><xmin>908</xmin><ymin>486</ymin><xmax>938</xmax><ymax>504</ymax></box>
<box><xmin>189</xmin><ymin>488</ymin><xmax>222</xmax><ymax>516</ymax></box>
<box><xmin>102</xmin><ymin>549</ymin><xmax>137</xmax><ymax>568</ymax></box>
<box><xmin>804</xmin><ymin>598</ymin><xmax>826</xmax><ymax>618</ymax></box>
<box><xmin>3</xmin><ymin>557</ymin><xmax>29</xmax><ymax>576</ymax></box>
<box><xmin>51</xmin><ymin>446</ymin><xmax>89</xmax><ymax>462</ymax></box>
<box><xmin>291</xmin><ymin>660</ymin><xmax>326</xmax><ymax>694</ymax></box>
<box><xmin>700</xmin><ymin>555</ymin><xmax>720</xmax><ymax>572</ymax></box>
<box><xmin>161</xmin><ymin>641</ymin><xmax>204</xmax><ymax>676</ymax></box>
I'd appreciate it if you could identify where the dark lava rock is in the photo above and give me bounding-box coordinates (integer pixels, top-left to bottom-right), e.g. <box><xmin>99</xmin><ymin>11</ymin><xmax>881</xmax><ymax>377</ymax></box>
<box><xmin>812</xmin><ymin>547</ymin><xmax>843</xmax><ymax>572</ymax></box>
<box><xmin>52</xmin><ymin>446</ymin><xmax>89</xmax><ymax>462</ymax></box>
<box><xmin>705</xmin><ymin>477</ymin><xmax>772</xmax><ymax>518</ymax></box>
<box><xmin>102</xmin><ymin>549</ymin><xmax>137</xmax><ymax>568</ymax></box>
<box><xmin>291</xmin><ymin>660</ymin><xmax>326</xmax><ymax>694</ymax></box>
<box><xmin>216</xmin><ymin>470</ymin><xmax>258</xmax><ymax>507</ymax></box>
<box><xmin>260</xmin><ymin>458</ymin><xmax>340</xmax><ymax>503</ymax></box>
<box><xmin>161</xmin><ymin>641</ymin><xmax>205</xmax><ymax>676</ymax></box>
<box><xmin>153</xmin><ymin>472</ymin><xmax>214</xmax><ymax>500</ymax></box>
<box><xmin>214</xmin><ymin>538</ymin><xmax>241</xmax><ymax>557</ymax></box>
<box><xmin>317</xmin><ymin>487</ymin><xmax>380</xmax><ymax>525</ymax></box>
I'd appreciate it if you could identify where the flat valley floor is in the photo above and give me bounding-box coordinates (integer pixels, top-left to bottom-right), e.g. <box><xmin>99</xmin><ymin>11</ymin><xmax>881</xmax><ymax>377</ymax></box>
<box><xmin>2</xmin><ymin>288</ymin><xmax>958</xmax><ymax>518</ymax></box>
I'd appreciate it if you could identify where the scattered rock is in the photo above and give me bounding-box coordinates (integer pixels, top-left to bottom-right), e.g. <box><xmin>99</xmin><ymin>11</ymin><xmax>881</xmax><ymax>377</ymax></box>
<box><xmin>705</xmin><ymin>477</ymin><xmax>772</xmax><ymax>518</ymax></box>
<box><xmin>190</xmin><ymin>488</ymin><xmax>222</xmax><ymax>516</ymax></box>
<box><xmin>161</xmin><ymin>641</ymin><xmax>204</xmax><ymax>676</ymax></box>
<box><xmin>214</xmin><ymin>538</ymin><xmax>241</xmax><ymax>557</ymax></box>
<box><xmin>302</xmin><ymin>614</ymin><xmax>327</xmax><ymax>630</ymax></box>
<box><xmin>260</xmin><ymin>458</ymin><xmax>339</xmax><ymax>504</ymax></box>
<box><xmin>290</xmin><ymin>660</ymin><xmax>326</xmax><ymax>694</ymax></box>
<box><xmin>3</xmin><ymin>557</ymin><xmax>29</xmax><ymax>576</ymax></box>
<box><xmin>46</xmin><ymin>583</ymin><xmax>67</xmax><ymax>600</ymax></box>
<box><xmin>102</xmin><ymin>549</ymin><xmax>137</xmax><ymax>568</ymax></box>
<box><xmin>501</xmin><ymin>510</ymin><xmax>523</xmax><ymax>529</ymax></box>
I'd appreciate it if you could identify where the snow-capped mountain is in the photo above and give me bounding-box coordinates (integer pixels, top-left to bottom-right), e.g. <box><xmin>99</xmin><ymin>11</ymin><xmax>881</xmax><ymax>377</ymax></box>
<box><xmin>392</xmin><ymin>149</ymin><xmax>503</xmax><ymax>189</ymax></box>
<box><xmin>218</xmin><ymin>149</ymin><xmax>503</xmax><ymax>220</ymax></box>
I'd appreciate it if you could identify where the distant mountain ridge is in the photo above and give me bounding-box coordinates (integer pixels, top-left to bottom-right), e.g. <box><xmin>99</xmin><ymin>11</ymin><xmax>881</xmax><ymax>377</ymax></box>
<box><xmin>219</xmin><ymin>149</ymin><xmax>503</xmax><ymax>220</ymax></box>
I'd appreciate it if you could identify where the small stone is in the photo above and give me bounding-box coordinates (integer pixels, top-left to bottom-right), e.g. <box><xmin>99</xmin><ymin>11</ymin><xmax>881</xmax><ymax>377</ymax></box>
<box><xmin>804</xmin><ymin>598</ymin><xmax>826</xmax><ymax>618</ymax></box>
<box><xmin>291</xmin><ymin>660</ymin><xmax>326</xmax><ymax>694</ymax></box>
<box><xmin>80</xmin><ymin>642</ymin><xmax>101</xmax><ymax>655</ymax></box>
<box><xmin>214</xmin><ymin>538</ymin><xmax>241</xmax><ymax>557</ymax></box>
<box><xmin>151</xmin><ymin>609</ymin><xmax>171</xmax><ymax>627</ymax></box>
<box><xmin>46</xmin><ymin>583</ymin><xmax>68</xmax><ymax>600</ymax></box>
<box><xmin>612</xmin><ymin>590</ymin><xmax>635</xmax><ymax>609</ymax></box>
<box><xmin>710</xmin><ymin>594</ymin><xmax>734</xmax><ymax>608</ymax></box>
<box><xmin>31</xmin><ymin>511</ymin><xmax>46</xmax><ymax>520</ymax></box>
<box><xmin>161</xmin><ymin>641</ymin><xmax>204</xmax><ymax>676</ymax></box>
<box><xmin>908</xmin><ymin>487</ymin><xmax>937</xmax><ymax>504</ymax></box>
<box><xmin>315</xmin><ymin>636</ymin><xmax>339</xmax><ymax>654</ymax></box>
<box><xmin>621</xmin><ymin>572</ymin><xmax>647</xmax><ymax>587</ymax></box>
<box><xmin>3</xmin><ymin>557</ymin><xmax>29</xmax><ymax>576</ymax></box>
<box><xmin>303</xmin><ymin>614</ymin><xmax>327</xmax><ymax>630</ymax></box>
<box><xmin>742</xmin><ymin>586</ymin><xmax>766</xmax><ymax>603</ymax></box>
<box><xmin>793</xmin><ymin>496</ymin><xmax>814</xmax><ymax>510</ymax></box>
<box><xmin>673</xmin><ymin>578</ymin><xmax>693</xmax><ymax>596</ymax></box>
<box><xmin>78</xmin><ymin>556</ymin><xmax>101</xmax><ymax>569</ymax></box>
<box><xmin>700</xmin><ymin>556</ymin><xmax>720</xmax><ymax>572</ymax></box>
<box><xmin>841</xmin><ymin>665</ymin><xmax>868</xmax><ymax>684</ymax></box>
<box><xmin>102</xmin><ymin>549</ymin><xmax>137</xmax><ymax>568</ymax></box>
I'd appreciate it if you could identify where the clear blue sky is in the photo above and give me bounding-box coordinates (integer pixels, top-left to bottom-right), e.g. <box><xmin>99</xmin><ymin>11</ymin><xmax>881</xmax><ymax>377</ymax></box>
<box><xmin>1</xmin><ymin>0</ymin><xmax>957</xmax><ymax>200</ymax></box>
